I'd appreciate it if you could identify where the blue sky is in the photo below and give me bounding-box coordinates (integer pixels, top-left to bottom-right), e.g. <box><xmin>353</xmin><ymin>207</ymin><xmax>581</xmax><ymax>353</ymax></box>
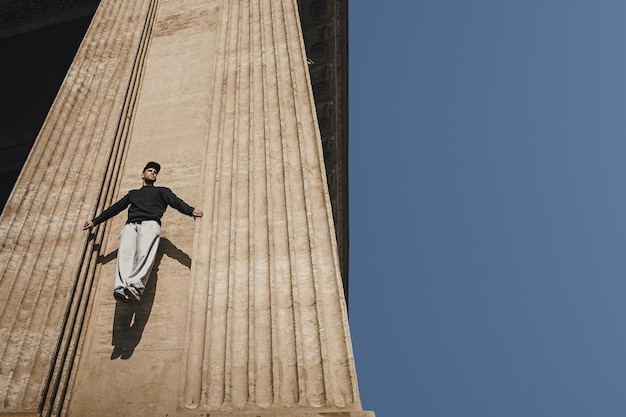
<box><xmin>348</xmin><ymin>1</ymin><xmax>626</xmax><ymax>416</ymax></box>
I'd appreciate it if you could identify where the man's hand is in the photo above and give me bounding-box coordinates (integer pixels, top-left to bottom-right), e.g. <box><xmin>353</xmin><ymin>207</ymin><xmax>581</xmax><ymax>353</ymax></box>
<box><xmin>192</xmin><ymin>208</ymin><xmax>204</xmax><ymax>218</ymax></box>
<box><xmin>83</xmin><ymin>220</ymin><xmax>95</xmax><ymax>231</ymax></box>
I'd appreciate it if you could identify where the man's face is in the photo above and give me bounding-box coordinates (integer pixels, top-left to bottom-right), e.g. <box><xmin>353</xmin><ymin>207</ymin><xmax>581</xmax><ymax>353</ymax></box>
<box><xmin>142</xmin><ymin>168</ymin><xmax>158</xmax><ymax>183</ymax></box>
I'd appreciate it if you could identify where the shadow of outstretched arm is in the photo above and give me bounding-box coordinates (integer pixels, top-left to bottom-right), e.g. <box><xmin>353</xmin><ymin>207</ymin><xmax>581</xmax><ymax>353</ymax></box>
<box><xmin>159</xmin><ymin>237</ymin><xmax>192</xmax><ymax>269</ymax></box>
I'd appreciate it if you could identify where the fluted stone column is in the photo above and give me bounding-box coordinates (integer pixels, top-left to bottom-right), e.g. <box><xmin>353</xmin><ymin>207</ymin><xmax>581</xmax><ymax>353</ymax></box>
<box><xmin>0</xmin><ymin>0</ymin><xmax>373</xmax><ymax>416</ymax></box>
<box><xmin>0</xmin><ymin>1</ymin><xmax>160</xmax><ymax>415</ymax></box>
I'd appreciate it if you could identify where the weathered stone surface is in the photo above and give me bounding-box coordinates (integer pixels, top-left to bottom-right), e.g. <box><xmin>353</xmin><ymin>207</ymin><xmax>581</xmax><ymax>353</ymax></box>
<box><xmin>0</xmin><ymin>1</ymin><xmax>159</xmax><ymax>415</ymax></box>
<box><xmin>0</xmin><ymin>0</ymin><xmax>372</xmax><ymax>416</ymax></box>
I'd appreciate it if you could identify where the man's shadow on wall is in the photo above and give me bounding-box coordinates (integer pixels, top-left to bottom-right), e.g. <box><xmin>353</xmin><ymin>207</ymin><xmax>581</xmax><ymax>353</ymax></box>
<box><xmin>98</xmin><ymin>237</ymin><xmax>191</xmax><ymax>360</ymax></box>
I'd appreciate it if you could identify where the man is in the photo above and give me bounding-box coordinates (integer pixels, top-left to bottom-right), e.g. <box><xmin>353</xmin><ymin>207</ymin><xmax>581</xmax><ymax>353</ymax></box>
<box><xmin>83</xmin><ymin>162</ymin><xmax>203</xmax><ymax>303</ymax></box>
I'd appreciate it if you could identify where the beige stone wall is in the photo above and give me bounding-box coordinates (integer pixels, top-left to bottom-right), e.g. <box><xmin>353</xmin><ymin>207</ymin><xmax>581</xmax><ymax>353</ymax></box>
<box><xmin>0</xmin><ymin>0</ymin><xmax>373</xmax><ymax>416</ymax></box>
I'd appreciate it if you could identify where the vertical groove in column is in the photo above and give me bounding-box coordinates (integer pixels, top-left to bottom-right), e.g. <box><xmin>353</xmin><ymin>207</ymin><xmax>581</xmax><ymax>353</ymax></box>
<box><xmin>223</xmin><ymin>0</ymin><xmax>240</xmax><ymax>405</ymax></box>
<box><xmin>229</xmin><ymin>0</ymin><xmax>252</xmax><ymax>410</ymax></box>
<box><xmin>0</xmin><ymin>0</ymin><xmax>159</xmax><ymax>413</ymax></box>
<box><xmin>250</xmin><ymin>0</ymin><xmax>273</xmax><ymax>409</ymax></box>
<box><xmin>263</xmin><ymin>0</ymin><xmax>300</xmax><ymax>408</ymax></box>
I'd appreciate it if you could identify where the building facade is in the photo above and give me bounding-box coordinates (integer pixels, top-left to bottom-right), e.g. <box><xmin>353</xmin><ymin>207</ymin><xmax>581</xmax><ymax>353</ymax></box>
<box><xmin>0</xmin><ymin>1</ymin><xmax>370</xmax><ymax>416</ymax></box>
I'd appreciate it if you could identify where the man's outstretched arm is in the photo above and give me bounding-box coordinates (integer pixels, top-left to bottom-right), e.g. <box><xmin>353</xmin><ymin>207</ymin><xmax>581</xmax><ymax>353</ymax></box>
<box><xmin>164</xmin><ymin>188</ymin><xmax>203</xmax><ymax>219</ymax></box>
<box><xmin>82</xmin><ymin>193</ymin><xmax>131</xmax><ymax>231</ymax></box>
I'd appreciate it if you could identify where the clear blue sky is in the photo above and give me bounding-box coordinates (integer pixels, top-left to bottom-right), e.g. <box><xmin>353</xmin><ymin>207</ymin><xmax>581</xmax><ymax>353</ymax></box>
<box><xmin>348</xmin><ymin>1</ymin><xmax>626</xmax><ymax>416</ymax></box>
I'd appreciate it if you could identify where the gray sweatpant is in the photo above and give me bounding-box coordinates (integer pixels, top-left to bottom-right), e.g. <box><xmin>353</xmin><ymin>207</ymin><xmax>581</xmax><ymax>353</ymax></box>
<box><xmin>114</xmin><ymin>220</ymin><xmax>160</xmax><ymax>296</ymax></box>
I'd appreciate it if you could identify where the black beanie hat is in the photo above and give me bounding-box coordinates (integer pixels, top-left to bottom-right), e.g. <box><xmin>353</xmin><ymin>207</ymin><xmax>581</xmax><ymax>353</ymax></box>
<box><xmin>143</xmin><ymin>161</ymin><xmax>161</xmax><ymax>173</ymax></box>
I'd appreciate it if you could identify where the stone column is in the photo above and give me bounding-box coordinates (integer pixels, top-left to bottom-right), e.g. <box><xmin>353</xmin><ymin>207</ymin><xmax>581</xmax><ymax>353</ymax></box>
<box><xmin>0</xmin><ymin>0</ymin><xmax>159</xmax><ymax>415</ymax></box>
<box><xmin>0</xmin><ymin>0</ymin><xmax>374</xmax><ymax>416</ymax></box>
<box><xmin>182</xmin><ymin>1</ymin><xmax>370</xmax><ymax>415</ymax></box>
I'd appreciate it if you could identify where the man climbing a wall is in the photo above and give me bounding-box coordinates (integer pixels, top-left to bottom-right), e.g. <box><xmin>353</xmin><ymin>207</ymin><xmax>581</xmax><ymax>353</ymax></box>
<box><xmin>83</xmin><ymin>161</ymin><xmax>203</xmax><ymax>303</ymax></box>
